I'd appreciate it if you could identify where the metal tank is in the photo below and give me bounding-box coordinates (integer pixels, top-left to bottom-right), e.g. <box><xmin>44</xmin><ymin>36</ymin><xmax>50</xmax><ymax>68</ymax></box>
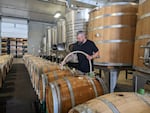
<box><xmin>57</xmin><ymin>19</ymin><xmax>66</xmax><ymax>44</ymax></box>
<box><xmin>41</xmin><ymin>36</ymin><xmax>47</xmax><ymax>55</ymax></box>
<box><xmin>46</xmin><ymin>27</ymin><xmax>52</xmax><ymax>55</ymax></box>
<box><xmin>57</xmin><ymin>19</ymin><xmax>66</xmax><ymax>51</ymax></box>
<box><xmin>51</xmin><ymin>26</ymin><xmax>57</xmax><ymax>50</ymax></box>
<box><xmin>65</xmin><ymin>8</ymin><xmax>90</xmax><ymax>51</ymax></box>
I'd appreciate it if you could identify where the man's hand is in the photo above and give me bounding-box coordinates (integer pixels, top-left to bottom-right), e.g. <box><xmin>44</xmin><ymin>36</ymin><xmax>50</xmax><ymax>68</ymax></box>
<box><xmin>86</xmin><ymin>55</ymin><xmax>93</xmax><ymax>60</ymax></box>
<box><xmin>59</xmin><ymin>61</ymin><xmax>65</xmax><ymax>69</ymax></box>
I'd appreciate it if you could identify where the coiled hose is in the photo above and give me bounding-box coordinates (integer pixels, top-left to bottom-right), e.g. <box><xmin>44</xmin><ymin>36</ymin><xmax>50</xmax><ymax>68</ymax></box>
<box><xmin>61</xmin><ymin>51</ymin><xmax>92</xmax><ymax>74</ymax></box>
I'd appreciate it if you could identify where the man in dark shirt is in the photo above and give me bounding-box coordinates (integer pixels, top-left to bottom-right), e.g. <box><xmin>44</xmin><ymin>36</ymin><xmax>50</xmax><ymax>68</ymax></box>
<box><xmin>72</xmin><ymin>31</ymin><xmax>99</xmax><ymax>73</ymax></box>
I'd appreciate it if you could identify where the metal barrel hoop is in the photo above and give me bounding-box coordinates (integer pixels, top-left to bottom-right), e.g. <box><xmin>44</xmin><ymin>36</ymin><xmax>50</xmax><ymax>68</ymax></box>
<box><xmin>95</xmin><ymin>76</ymin><xmax>109</xmax><ymax>94</ymax></box>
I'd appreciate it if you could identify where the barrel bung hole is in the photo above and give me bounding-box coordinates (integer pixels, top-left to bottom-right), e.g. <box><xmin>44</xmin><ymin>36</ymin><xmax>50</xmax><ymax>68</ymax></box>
<box><xmin>116</xmin><ymin>94</ymin><xmax>124</xmax><ymax>97</ymax></box>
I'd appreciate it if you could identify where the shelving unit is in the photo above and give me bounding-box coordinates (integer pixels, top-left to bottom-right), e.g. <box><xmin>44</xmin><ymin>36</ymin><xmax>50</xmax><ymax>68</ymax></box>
<box><xmin>9</xmin><ymin>38</ymin><xmax>17</xmax><ymax>57</ymax></box>
<box><xmin>1</xmin><ymin>38</ymin><xmax>8</xmax><ymax>55</ymax></box>
<box><xmin>1</xmin><ymin>37</ymin><xmax>28</xmax><ymax>57</ymax></box>
<box><xmin>23</xmin><ymin>39</ymin><xmax>28</xmax><ymax>55</ymax></box>
<box><xmin>16</xmin><ymin>38</ymin><xmax>23</xmax><ymax>58</ymax></box>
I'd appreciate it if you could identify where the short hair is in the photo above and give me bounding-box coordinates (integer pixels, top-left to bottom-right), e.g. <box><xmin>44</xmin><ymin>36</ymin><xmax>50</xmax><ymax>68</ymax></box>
<box><xmin>77</xmin><ymin>31</ymin><xmax>85</xmax><ymax>36</ymax></box>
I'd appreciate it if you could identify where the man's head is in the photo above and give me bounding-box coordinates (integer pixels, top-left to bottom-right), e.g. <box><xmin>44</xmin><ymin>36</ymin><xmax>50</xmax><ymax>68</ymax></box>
<box><xmin>76</xmin><ymin>31</ymin><xmax>86</xmax><ymax>43</ymax></box>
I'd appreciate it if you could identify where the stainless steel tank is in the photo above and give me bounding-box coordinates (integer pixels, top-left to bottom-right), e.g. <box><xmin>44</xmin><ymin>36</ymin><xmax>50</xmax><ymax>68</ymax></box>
<box><xmin>41</xmin><ymin>36</ymin><xmax>47</xmax><ymax>55</ymax></box>
<box><xmin>57</xmin><ymin>19</ymin><xmax>66</xmax><ymax>44</ymax></box>
<box><xmin>51</xmin><ymin>26</ymin><xmax>57</xmax><ymax>50</ymax></box>
<box><xmin>65</xmin><ymin>8</ymin><xmax>90</xmax><ymax>51</ymax></box>
<box><xmin>57</xmin><ymin>19</ymin><xmax>66</xmax><ymax>51</ymax></box>
<box><xmin>46</xmin><ymin>27</ymin><xmax>52</xmax><ymax>55</ymax></box>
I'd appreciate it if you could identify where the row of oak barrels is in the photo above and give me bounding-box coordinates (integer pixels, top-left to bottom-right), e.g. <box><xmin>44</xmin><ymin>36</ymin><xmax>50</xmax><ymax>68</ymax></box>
<box><xmin>23</xmin><ymin>54</ymin><xmax>150</xmax><ymax>113</ymax></box>
<box><xmin>0</xmin><ymin>54</ymin><xmax>13</xmax><ymax>88</ymax></box>
<box><xmin>23</xmin><ymin>54</ymin><xmax>60</xmax><ymax>95</ymax></box>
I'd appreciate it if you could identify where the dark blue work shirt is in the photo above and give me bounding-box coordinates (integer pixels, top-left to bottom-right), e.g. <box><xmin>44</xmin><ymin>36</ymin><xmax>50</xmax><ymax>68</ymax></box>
<box><xmin>72</xmin><ymin>40</ymin><xmax>99</xmax><ymax>73</ymax></box>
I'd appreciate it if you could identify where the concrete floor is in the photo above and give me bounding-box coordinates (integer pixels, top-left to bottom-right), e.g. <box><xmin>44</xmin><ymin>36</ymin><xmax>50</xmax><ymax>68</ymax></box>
<box><xmin>95</xmin><ymin>68</ymin><xmax>150</xmax><ymax>93</ymax></box>
<box><xmin>0</xmin><ymin>58</ymin><xmax>37</xmax><ymax>113</ymax></box>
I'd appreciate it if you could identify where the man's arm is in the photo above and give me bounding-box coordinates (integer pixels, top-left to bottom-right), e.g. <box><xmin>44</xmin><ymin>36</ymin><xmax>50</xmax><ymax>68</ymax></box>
<box><xmin>87</xmin><ymin>50</ymin><xmax>100</xmax><ymax>60</ymax></box>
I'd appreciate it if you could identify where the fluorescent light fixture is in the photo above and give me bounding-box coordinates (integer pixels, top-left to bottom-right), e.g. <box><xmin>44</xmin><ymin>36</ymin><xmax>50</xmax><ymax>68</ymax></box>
<box><xmin>54</xmin><ymin>12</ymin><xmax>61</xmax><ymax>18</ymax></box>
<box><xmin>38</xmin><ymin>0</ymin><xmax>49</xmax><ymax>2</ymax></box>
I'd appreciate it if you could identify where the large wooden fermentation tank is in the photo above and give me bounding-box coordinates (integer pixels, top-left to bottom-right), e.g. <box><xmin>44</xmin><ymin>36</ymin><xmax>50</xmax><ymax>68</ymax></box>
<box><xmin>88</xmin><ymin>2</ymin><xmax>137</xmax><ymax>66</ymax></box>
<box><xmin>134</xmin><ymin>0</ymin><xmax>150</xmax><ymax>72</ymax></box>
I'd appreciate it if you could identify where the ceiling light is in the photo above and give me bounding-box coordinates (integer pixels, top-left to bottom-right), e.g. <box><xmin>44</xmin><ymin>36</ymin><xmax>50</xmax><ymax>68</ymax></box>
<box><xmin>54</xmin><ymin>12</ymin><xmax>61</xmax><ymax>18</ymax></box>
<box><xmin>38</xmin><ymin>0</ymin><xmax>49</xmax><ymax>2</ymax></box>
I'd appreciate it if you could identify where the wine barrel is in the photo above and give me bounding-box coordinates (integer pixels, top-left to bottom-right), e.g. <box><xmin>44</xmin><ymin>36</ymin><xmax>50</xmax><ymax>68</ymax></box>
<box><xmin>39</xmin><ymin>69</ymin><xmax>73</xmax><ymax>102</ymax></box>
<box><xmin>134</xmin><ymin>0</ymin><xmax>150</xmax><ymax>73</ymax></box>
<box><xmin>69</xmin><ymin>92</ymin><xmax>150</xmax><ymax>113</ymax></box>
<box><xmin>46</xmin><ymin>76</ymin><xmax>108</xmax><ymax>113</ymax></box>
<box><xmin>88</xmin><ymin>2</ymin><xmax>137</xmax><ymax>65</ymax></box>
<box><xmin>0</xmin><ymin>64</ymin><xmax>6</xmax><ymax>81</ymax></box>
<box><xmin>0</xmin><ymin>55</ymin><xmax>13</xmax><ymax>88</ymax></box>
<box><xmin>0</xmin><ymin>60</ymin><xmax>8</xmax><ymax>81</ymax></box>
<box><xmin>34</xmin><ymin>63</ymin><xmax>60</xmax><ymax>94</ymax></box>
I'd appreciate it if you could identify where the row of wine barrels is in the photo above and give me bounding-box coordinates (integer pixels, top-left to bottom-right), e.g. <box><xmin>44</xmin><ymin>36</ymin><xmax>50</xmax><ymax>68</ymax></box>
<box><xmin>39</xmin><ymin>69</ymin><xmax>74</xmax><ymax>103</ymax></box>
<box><xmin>46</xmin><ymin>76</ymin><xmax>108</xmax><ymax>113</ymax></box>
<box><xmin>69</xmin><ymin>92</ymin><xmax>150</xmax><ymax>113</ymax></box>
<box><xmin>23</xmin><ymin>55</ymin><xmax>64</xmax><ymax>99</ymax></box>
<box><xmin>23</xmin><ymin>55</ymin><xmax>43</xmax><ymax>76</ymax></box>
<box><xmin>23</xmin><ymin>55</ymin><xmax>46</xmax><ymax>87</ymax></box>
<box><xmin>88</xmin><ymin>2</ymin><xmax>137</xmax><ymax>66</ymax></box>
<box><xmin>133</xmin><ymin>0</ymin><xmax>150</xmax><ymax>73</ymax></box>
<box><xmin>0</xmin><ymin>55</ymin><xmax>13</xmax><ymax>88</ymax></box>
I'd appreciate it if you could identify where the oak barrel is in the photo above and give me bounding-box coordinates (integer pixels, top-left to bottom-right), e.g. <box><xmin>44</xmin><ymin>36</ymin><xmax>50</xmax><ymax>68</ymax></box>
<box><xmin>0</xmin><ymin>55</ymin><xmax>13</xmax><ymax>88</ymax></box>
<box><xmin>133</xmin><ymin>0</ymin><xmax>150</xmax><ymax>73</ymax></box>
<box><xmin>39</xmin><ymin>69</ymin><xmax>73</xmax><ymax>102</ymax></box>
<box><xmin>34</xmin><ymin>63</ymin><xmax>60</xmax><ymax>94</ymax></box>
<box><xmin>88</xmin><ymin>2</ymin><xmax>137</xmax><ymax>65</ymax></box>
<box><xmin>46</xmin><ymin>76</ymin><xmax>107</xmax><ymax>113</ymax></box>
<box><xmin>69</xmin><ymin>92</ymin><xmax>150</xmax><ymax>113</ymax></box>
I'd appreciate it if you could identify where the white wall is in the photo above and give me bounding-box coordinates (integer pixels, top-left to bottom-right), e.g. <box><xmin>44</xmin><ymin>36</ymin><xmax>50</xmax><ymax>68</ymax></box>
<box><xmin>28</xmin><ymin>21</ymin><xmax>52</xmax><ymax>56</ymax></box>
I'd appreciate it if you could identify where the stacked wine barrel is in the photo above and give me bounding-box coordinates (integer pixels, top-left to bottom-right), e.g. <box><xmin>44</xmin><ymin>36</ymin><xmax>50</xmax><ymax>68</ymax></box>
<box><xmin>23</xmin><ymin>55</ymin><xmax>107</xmax><ymax>113</ymax></box>
<box><xmin>0</xmin><ymin>54</ymin><xmax>13</xmax><ymax>88</ymax></box>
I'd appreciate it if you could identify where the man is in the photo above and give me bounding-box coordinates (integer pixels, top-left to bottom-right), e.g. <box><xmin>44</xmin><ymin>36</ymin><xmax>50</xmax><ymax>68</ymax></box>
<box><xmin>71</xmin><ymin>31</ymin><xmax>100</xmax><ymax>73</ymax></box>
